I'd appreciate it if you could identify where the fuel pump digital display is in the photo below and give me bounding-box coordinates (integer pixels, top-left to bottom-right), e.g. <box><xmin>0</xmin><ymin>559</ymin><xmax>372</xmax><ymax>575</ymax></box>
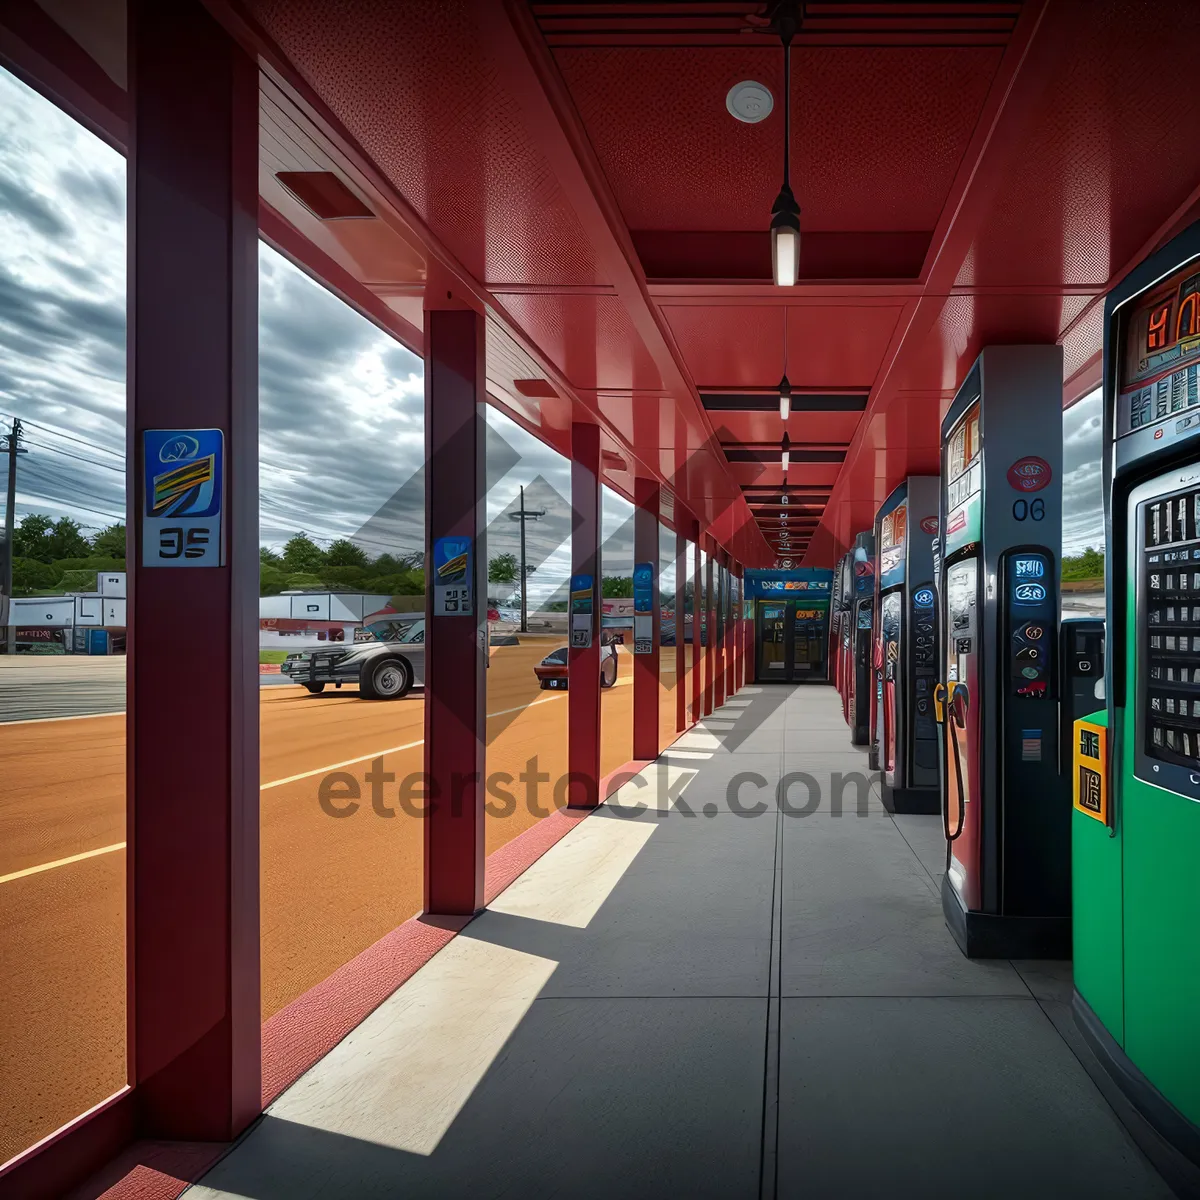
<box><xmin>1140</xmin><ymin>484</ymin><xmax>1200</xmax><ymax>772</ymax></box>
<box><xmin>1119</xmin><ymin>265</ymin><xmax>1200</xmax><ymax>437</ymax></box>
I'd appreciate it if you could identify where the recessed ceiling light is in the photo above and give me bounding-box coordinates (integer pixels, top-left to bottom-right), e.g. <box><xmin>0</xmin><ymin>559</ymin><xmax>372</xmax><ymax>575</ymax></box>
<box><xmin>726</xmin><ymin>81</ymin><xmax>773</xmax><ymax>124</ymax></box>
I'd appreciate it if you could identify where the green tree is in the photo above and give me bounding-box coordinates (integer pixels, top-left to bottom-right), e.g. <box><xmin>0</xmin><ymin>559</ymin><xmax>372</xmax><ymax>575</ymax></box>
<box><xmin>322</xmin><ymin>565</ymin><xmax>368</xmax><ymax>588</ymax></box>
<box><xmin>326</xmin><ymin>538</ymin><xmax>369</xmax><ymax>568</ymax></box>
<box><xmin>45</xmin><ymin>517</ymin><xmax>90</xmax><ymax>561</ymax></box>
<box><xmin>13</xmin><ymin>513</ymin><xmax>54</xmax><ymax>562</ymax></box>
<box><xmin>1062</xmin><ymin>547</ymin><xmax>1105</xmax><ymax>582</ymax></box>
<box><xmin>489</xmin><ymin>552</ymin><xmax>518</xmax><ymax>585</ymax></box>
<box><xmin>58</xmin><ymin>568</ymin><xmax>98</xmax><ymax>593</ymax></box>
<box><xmin>260</xmin><ymin>564</ymin><xmax>288</xmax><ymax>596</ymax></box>
<box><xmin>282</xmin><ymin>533</ymin><xmax>326</xmax><ymax>575</ymax></box>
<box><xmin>284</xmin><ymin>572</ymin><xmax>325</xmax><ymax>591</ymax></box>
<box><xmin>12</xmin><ymin>558</ymin><xmax>61</xmax><ymax>595</ymax></box>
<box><xmin>603</xmin><ymin>576</ymin><xmax>634</xmax><ymax>598</ymax></box>
<box><xmin>260</xmin><ymin>546</ymin><xmax>283</xmax><ymax>568</ymax></box>
<box><xmin>90</xmin><ymin>522</ymin><xmax>126</xmax><ymax>559</ymax></box>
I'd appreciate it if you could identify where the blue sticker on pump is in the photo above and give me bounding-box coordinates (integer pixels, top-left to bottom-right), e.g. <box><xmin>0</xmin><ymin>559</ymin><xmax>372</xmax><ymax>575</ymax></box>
<box><xmin>913</xmin><ymin>588</ymin><xmax>935</xmax><ymax>607</ymax></box>
<box><xmin>1014</xmin><ymin>557</ymin><xmax>1045</xmax><ymax>578</ymax></box>
<box><xmin>1014</xmin><ymin>581</ymin><xmax>1047</xmax><ymax>603</ymax></box>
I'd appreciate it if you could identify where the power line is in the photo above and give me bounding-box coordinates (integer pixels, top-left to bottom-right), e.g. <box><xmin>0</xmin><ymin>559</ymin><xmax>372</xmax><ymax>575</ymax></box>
<box><xmin>0</xmin><ymin>411</ymin><xmax>124</xmax><ymax>459</ymax></box>
<box><xmin>19</xmin><ymin>437</ymin><xmax>126</xmax><ymax>473</ymax></box>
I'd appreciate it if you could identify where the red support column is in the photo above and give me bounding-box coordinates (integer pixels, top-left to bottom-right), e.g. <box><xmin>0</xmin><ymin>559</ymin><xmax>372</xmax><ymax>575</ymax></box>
<box><xmin>633</xmin><ymin>477</ymin><xmax>660</xmax><ymax>760</ymax></box>
<box><xmin>690</xmin><ymin>520</ymin><xmax>702</xmax><ymax>725</ymax></box>
<box><xmin>423</xmin><ymin>306</ymin><xmax>487</xmax><ymax>915</ymax></box>
<box><xmin>714</xmin><ymin>552</ymin><xmax>726</xmax><ymax>710</ymax></box>
<box><xmin>127</xmin><ymin>0</ymin><xmax>260</xmax><ymax>1139</ymax></box>
<box><xmin>725</xmin><ymin>556</ymin><xmax>737</xmax><ymax>700</ymax></box>
<box><xmin>704</xmin><ymin>542</ymin><xmax>716</xmax><ymax>716</ymax></box>
<box><xmin>745</xmin><ymin>585</ymin><xmax>754</xmax><ymax>685</ymax></box>
<box><xmin>675</xmin><ymin>526</ymin><xmax>687</xmax><ymax>733</ymax></box>
<box><xmin>568</xmin><ymin>422</ymin><xmax>602</xmax><ymax>806</ymax></box>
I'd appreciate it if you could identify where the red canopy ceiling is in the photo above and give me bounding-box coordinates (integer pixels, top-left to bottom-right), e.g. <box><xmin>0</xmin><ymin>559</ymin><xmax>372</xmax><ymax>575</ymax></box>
<box><xmin>11</xmin><ymin>0</ymin><xmax>1200</xmax><ymax>564</ymax></box>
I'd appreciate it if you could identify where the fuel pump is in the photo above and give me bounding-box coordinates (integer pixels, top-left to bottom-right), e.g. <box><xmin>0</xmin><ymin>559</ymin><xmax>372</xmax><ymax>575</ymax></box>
<box><xmin>870</xmin><ymin>477</ymin><xmax>940</xmax><ymax>812</ymax></box>
<box><xmin>848</xmin><ymin>531</ymin><xmax>875</xmax><ymax>744</ymax></box>
<box><xmin>1072</xmin><ymin>221</ymin><xmax>1200</xmax><ymax>1151</ymax></box>
<box><xmin>934</xmin><ymin>345</ymin><xmax>1068</xmax><ymax>958</ymax></box>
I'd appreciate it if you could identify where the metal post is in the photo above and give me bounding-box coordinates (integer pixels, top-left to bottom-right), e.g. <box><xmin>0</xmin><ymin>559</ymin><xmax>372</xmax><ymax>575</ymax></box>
<box><xmin>518</xmin><ymin>485</ymin><xmax>527</xmax><ymax>633</ymax></box>
<box><xmin>423</xmin><ymin>305</ymin><xmax>487</xmax><ymax>915</ymax></box>
<box><xmin>568</xmin><ymin>422</ymin><xmax>601</xmax><ymax>806</ymax></box>
<box><xmin>127</xmin><ymin>0</ymin><xmax>260</xmax><ymax>1138</ymax></box>
<box><xmin>704</xmin><ymin>541</ymin><xmax>715</xmax><ymax>716</ymax></box>
<box><xmin>2</xmin><ymin>418</ymin><xmax>25</xmax><ymax>655</ymax></box>
<box><xmin>675</xmin><ymin>525</ymin><xmax>686</xmax><ymax>733</ymax></box>
<box><xmin>691</xmin><ymin>519</ymin><xmax>702</xmax><ymax>724</ymax></box>
<box><xmin>633</xmin><ymin>477</ymin><xmax>659</xmax><ymax>760</ymax></box>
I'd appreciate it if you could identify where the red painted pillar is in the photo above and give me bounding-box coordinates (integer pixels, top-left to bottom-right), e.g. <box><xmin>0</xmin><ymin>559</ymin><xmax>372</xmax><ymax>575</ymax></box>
<box><xmin>423</xmin><ymin>306</ymin><xmax>487</xmax><ymax>915</ymax></box>
<box><xmin>690</xmin><ymin>520</ymin><xmax>702</xmax><ymax>725</ymax></box>
<box><xmin>714</xmin><ymin>553</ymin><xmax>727</xmax><ymax>709</ymax></box>
<box><xmin>127</xmin><ymin>0</ymin><xmax>259</xmax><ymax>1139</ymax></box>
<box><xmin>633</xmin><ymin>477</ymin><xmax>659</xmax><ymax>761</ymax></box>
<box><xmin>704</xmin><ymin>542</ymin><xmax>716</xmax><ymax>716</ymax></box>
<box><xmin>568</xmin><ymin>422</ymin><xmax>602</xmax><ymax>806</ymax></box>
<box><xmin>725</xmin><ymin>556</ymin><xmax>738</xmax><ymax>700</ymax></box>
<box><xmin>675</xmin><ymin>526</ymin><xmax>687</xmax><ymax>733</ymax></box>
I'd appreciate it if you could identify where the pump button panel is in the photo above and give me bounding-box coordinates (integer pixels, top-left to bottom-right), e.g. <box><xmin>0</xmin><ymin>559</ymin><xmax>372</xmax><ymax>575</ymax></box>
<box><xmin>1141</xmin><ymin>485</ymin><xmax>1200</xmax><ymax>772</ymax></box>
<box><xmin>1007</xmin><ymin>552</ymin><xmax>1054</xmax><ymax>698</ymax></box>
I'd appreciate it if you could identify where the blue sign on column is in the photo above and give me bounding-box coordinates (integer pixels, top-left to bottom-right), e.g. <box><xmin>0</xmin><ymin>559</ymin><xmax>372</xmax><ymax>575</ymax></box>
<box><xmin>633</xmin><ymin>561</ymin><xmax>654</xmax><ymax>654</ymax></box>
<box><xmin>142</xmin><ymin>428</ymin><xmax>224</xmax><ymax>566</ymax></box>
<box><xmin>432</xmin><ymin>536</ymin><xmax>474</xmax><ymax>616</ymax></box>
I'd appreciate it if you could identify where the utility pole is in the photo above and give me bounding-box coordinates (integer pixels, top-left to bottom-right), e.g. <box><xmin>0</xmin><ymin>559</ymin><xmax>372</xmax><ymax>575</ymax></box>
<box><xmin>2</xmin><ymin>418</ymin><xmax>28</xmax><ymax>655</ymax></box>
<box><xmin>507</xmin><ymin>484</ymin><xmax>545</xmax><ymax>634</ymax></box>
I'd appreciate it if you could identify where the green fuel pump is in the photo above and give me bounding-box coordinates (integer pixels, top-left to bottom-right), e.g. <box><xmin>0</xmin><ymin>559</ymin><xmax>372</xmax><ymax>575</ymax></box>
<box><xmin>1073</xmin><ymin>220</ymin><xmax>1200</xmax><ymax>1166</ymax></box>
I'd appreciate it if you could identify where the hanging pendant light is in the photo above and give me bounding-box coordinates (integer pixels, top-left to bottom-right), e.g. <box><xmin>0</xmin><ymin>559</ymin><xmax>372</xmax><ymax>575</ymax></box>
<box><xmin>781</xmin><ymin>432</ymin><xmax>791</xmax><ymax>471</ymax></box>
<box><xmin>779</xmin><ymin>375</ymin><xmax>791</xmax><ymax>420</ymax></box>
<box><xmin>770</xmin><ymin>2</ymin><xmax>802</xmax><ymax>287</ymax></box>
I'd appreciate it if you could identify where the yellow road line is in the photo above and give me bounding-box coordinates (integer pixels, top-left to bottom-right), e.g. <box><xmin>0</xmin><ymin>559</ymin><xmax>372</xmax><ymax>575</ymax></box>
<box><xmin>0</xmin><ymin>841</ymin><xmax>126</xmax><ymax>885</ymax></box>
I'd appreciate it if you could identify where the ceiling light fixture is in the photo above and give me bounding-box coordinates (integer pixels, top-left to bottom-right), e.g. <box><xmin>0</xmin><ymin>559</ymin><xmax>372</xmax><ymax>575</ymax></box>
<box><xmin>780</xmin><ymin>308</ymin><xmax>792</xmax><ymax>419</ymax></box>
<box><xmin>781</xmin><ymin>432</ymin><xmax>790</xmax><ymax>471</ymax></box>
<box><xmin>770</xmin><ymin>2</ymin><xmax>802</xmax><ymax>287</ymax></box>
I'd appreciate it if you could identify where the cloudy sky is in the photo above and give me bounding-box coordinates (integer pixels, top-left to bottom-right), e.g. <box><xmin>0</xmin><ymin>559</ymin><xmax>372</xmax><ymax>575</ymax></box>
<box><xmin>0</xmin><ymin>65</ymin><xmax>624</xmax><ymax>605</ymax></box>
<box><xmin>0</xmin><ymin>63</ymin><xmax>1103</xmax><ymax>591</ymax></box>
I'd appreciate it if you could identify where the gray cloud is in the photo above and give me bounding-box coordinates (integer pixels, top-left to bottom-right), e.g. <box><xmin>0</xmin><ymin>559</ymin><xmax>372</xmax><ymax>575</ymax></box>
<box><xmin>1061</xmin><ymin>388</ymin><xmax>1104</xmax><ymax>555</ymax></box>
<box><xmin>56</xmin><ymin>167</ymin><xmax>123</xmax><ymax>221</ymax></box>
<box><xmin>0</xmin><ymin>174</ymin><xmax>69</xmax><ymax>238</ymax></box>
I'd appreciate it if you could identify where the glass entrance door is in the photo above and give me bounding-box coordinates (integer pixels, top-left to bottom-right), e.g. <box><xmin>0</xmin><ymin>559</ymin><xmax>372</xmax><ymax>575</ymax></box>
<box><xmin>793</xmin><ymin>605</ymin><xmax>827</xmax><ymax>678</ymax></box>
<box><xmin>756</xmin><ymin>601</ymin><xmax>829</xmax><ymax>682</ymax></box>
<box><xmin>757</xmin><ymin>603</ymin><xmax>789</xmax><ymax>678</ymax></box>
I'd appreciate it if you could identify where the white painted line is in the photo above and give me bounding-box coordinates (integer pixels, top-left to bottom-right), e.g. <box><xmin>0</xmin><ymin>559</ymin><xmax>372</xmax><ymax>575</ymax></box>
<box><xmin>484</xmin><ymin>694</ymin><xmax>563</xmax><ymax>720</ymax></box>
<box><xmin>0</xmin><ymin>841</ymin><xmax>125</xmax><ymax>886</ymax></box>
<box><xmin>658</xmin><ymin>749</ymin><xmax>715</xmax><ymax>761</ymax></box>
<box><xmin>9</xmin><ymin>687</ymin><xmax>607</xmax><ymax>879</ymax></box>
<box><xmin>0</xmin><ymin>709</ymin><xmax>125</xmax><ymax>727</ymax></box>
<box><xmin>261</xmin><ymin>937</ymin><xmax>557</xmax><ymax>1158</ymax></box>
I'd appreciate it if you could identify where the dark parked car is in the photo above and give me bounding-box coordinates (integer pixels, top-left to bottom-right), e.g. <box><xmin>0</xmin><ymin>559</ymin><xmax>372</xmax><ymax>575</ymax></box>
<box><xmin>281</xmin><ymin>618</ymin><xmax>426</xmax><ymax>699</ymax></box>
<box><xmin>533</xmin><ymin>634</ymin><xmax>619</xmax><ymax>690</ymax></box>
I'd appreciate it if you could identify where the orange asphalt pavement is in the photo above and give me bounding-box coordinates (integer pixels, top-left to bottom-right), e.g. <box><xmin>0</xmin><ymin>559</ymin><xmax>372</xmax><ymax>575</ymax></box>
<box><xmin>0</xmin><ymin>639</ymin><xmax>688</xmax><ymax>1165</ymax></box>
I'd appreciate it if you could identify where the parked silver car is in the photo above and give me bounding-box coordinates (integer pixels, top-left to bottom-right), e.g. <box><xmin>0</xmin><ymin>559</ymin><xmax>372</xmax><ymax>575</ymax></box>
<box><xmin>281</xmin><ymin>618</ymin><xmax>426</xmax><ymax>699</ymax></box>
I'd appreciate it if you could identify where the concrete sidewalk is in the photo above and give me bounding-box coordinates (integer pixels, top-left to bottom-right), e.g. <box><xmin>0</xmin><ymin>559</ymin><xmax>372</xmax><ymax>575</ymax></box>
<box><xmin>185</xmin><ymin>685</ymin><xmax>1173</xmax><ymax>1200</ymax></box>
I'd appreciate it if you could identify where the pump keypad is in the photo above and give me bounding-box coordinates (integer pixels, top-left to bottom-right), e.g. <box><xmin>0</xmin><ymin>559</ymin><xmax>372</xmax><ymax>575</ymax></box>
<box><xmin>1143</xmin><ymin>487</ymin><xmax>1200</xmax><ymax>767</ymax></box>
